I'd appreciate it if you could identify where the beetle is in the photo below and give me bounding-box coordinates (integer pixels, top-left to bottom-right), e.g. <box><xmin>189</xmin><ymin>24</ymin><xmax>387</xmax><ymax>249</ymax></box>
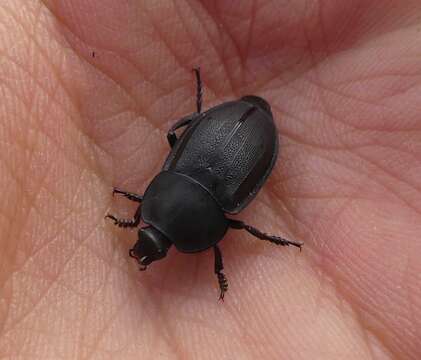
<box><xmin>106</xmin><ymin>68</ymin><xmax>303</xmax><ymax>299</ymax></box>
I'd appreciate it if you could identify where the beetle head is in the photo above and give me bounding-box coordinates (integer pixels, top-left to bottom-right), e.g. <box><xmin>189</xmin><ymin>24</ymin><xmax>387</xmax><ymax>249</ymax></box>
<box><xmin>129</xmin><ymin>227</ymin><xmax>172</xmax><ymax>270</ymax></box>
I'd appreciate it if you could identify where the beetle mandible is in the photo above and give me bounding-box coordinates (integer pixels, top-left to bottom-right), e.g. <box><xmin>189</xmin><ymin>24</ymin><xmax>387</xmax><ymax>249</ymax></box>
<box><xmin>106</xmin><ymin>68</ymin><xmax>303</xmax><ymax>300</ymax></box>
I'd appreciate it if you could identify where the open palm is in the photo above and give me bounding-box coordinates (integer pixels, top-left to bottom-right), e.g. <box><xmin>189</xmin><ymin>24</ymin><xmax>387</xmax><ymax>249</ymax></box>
<box><xmin>1</xmin><ymin>1</ymin><xmax>420</xmax><ymax>359</ymax></box>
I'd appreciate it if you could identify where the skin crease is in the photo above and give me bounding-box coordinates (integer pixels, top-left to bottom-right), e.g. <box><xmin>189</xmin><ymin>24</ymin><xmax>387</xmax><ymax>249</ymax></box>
<box><xmin>0</xmin><ymin>0</ymin><xmax>420</xmax><ymax>358</ymax></box>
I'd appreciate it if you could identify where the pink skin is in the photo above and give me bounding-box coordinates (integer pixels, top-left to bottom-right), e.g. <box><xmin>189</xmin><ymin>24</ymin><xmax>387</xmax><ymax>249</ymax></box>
<box><xmin>0</xmin><ymin>0</ymin><xmax>420</xmax><ymax>359</ymax></box>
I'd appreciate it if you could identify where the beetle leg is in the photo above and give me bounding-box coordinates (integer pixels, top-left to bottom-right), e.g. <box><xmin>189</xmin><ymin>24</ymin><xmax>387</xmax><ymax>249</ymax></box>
<box><xmin>112</xmin><ymin>188</ymin><xmax>143</xmax><ymax>203</ymax></box>
<box><xmin>229</xmin><ymin>219</ymin><xmax>303</xmax><ymax>250</ymax></box>
<box><xmin>167</xmin><ymin>113</ymin><xmax>196</xmax><ymax>147</ymax></box>
<box><xmin>193</xmin><ymin>67</ymin><xmax>203</xmax><ymax>113</ymax></box>
<box><xmin>105</xmin><ymin>205</ymin><xmax>142</xmax><ymax>228</ymax></box>
<box><xmin>213</xmin><ymin>245</ymin><xmax>228</xmax><ymax>301</ymax></box>
<box><xmin>166</xmin><ymin>67</ymin><xmax>203</xmax><ymax>147</ymax></box>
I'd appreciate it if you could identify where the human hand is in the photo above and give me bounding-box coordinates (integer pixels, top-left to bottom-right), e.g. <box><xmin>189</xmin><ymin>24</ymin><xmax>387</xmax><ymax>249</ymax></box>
<box><xmin>0</xmin><ymin>1</ymin><xmax>420</xmax><ymax>359</ymax></box>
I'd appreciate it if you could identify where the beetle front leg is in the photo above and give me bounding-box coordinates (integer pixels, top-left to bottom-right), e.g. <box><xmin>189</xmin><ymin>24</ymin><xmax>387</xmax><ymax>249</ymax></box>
<box><xmin>229</xmin><ymin>219</ymin><xmax>303</xmax><ymax>250</ymax></box>
<box><xmin>112</xmin><ymin>188</ymin><xmax>143</xmax><ymax>203</ymax></box>
<box><xmin>106</xmin><ymin>205</ymin><xmax>142</xmax><ymax>228</ymax></box>
<box><xmin>213</xmin><ymin>245</ymin><xmax>228</xmax><ymax>301</ymax></box>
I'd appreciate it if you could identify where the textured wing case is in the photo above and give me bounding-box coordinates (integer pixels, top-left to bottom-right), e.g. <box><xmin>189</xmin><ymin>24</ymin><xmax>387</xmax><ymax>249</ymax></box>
<box><xmin>163</xmin><ymin>99</ymin><xmax>278</xmax><ymax>214</ymax></box>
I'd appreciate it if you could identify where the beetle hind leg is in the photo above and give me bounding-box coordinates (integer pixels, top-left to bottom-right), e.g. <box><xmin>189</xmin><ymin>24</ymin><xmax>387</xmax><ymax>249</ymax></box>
<box><xmin>166</xmin><ymin>68</ymin><xmax>203</xmax><ymax>147</ymax></box>
<box><xmin>229</xmin><ymin>219</ymin><xmax>303</xmax><ymax>250</ymax></box>
<box><xmin>167</xmin><ymin>114</ymin><xmax>196</xmax><ymax>147</ymax></box>
<box><xmin>105</xmin><ymin>205</ymin><xmax>142</xmax><ymax>228</ymax></box>
<box><xmin>213</xmin><ymin>245</ymin><xmax>228</xmax><ymax>300</ymax></box>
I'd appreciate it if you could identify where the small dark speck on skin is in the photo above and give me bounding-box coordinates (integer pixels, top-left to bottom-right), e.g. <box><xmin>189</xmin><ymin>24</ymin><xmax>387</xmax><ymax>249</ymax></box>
<box><xmin>92</xmin><ymin>51</ymin><xmax>95</xmax><ymax>58</ymax></box>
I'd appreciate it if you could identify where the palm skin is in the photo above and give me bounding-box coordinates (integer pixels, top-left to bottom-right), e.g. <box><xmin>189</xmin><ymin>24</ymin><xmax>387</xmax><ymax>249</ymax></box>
<box><xmin>0</xmin><ymin>1</ymin><xmax>420</xmax><ymax>359</ymax></box>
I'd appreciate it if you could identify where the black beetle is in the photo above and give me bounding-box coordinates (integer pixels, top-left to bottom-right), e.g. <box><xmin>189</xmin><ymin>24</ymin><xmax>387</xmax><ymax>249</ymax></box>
<box><xmin>106</xmin><ymin>68</ymin><xmax>302</xmax><ymax>299</ymax></box>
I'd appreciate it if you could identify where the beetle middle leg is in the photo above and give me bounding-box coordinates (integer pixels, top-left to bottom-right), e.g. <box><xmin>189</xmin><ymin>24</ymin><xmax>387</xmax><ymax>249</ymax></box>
<box><xmin>106</xmin><ymin>205</ymin><xmax>142</xmax><ymax>228</ymax></box>
<box><xmin>213</xmin><ymin>245</ymin><xmax>228</xmax><ymax>300</ymax></box>
<box><xmin>229</xmin><ymin>219</ymin><xmax>303</xmax><ymax>250</ymax></box>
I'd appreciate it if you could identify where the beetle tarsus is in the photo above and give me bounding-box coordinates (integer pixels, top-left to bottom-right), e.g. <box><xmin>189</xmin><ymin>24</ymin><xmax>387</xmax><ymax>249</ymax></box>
<box><xmin>112</xmin><ymin>188</ymin><xmax>143</xmax><ymax>203</ymax></box>
<box><xmin>193</xmin><ymin>67</ymin><xmax>202</xmax><ymax>113</ymax></box>
<box><xmin>105</xmin><ymin>205</ymin><xmax>142</xmax><ymax>228</ymax></box>
<box><xmin>214</xmin><ymin>245</ymin><xmax>228</xmax><ymax>300</ymax></box>
<box><xmin>105</xmin><ymin>214</ymin><xmax>138</xmax><ymax>228</ymax></box>
<box><xmin>229</xmin><ymin>219</ymin><xmax>303</xmax><ymax>250</ymax></box>
<box><xmin>217</xmin><ymin>272</ymin><xmax>228</xmax><ymax>301</ymax></box>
